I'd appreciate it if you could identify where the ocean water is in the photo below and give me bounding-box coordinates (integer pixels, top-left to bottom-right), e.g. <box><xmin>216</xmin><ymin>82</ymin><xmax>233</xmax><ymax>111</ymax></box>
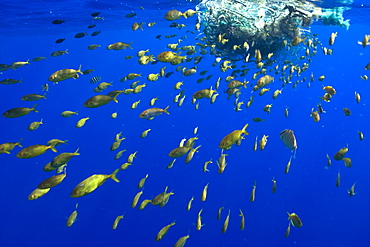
<box><xmin>1</xmin><ymin>0</ymin><xmax>370</xmax><ymax>246</ymax></box>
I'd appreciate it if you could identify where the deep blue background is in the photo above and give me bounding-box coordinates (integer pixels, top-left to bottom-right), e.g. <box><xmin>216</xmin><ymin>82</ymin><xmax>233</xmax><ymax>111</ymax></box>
<box><xmin>0</xmin><ymin>0</ymin><xmax>369</xmax><ymax>246</ymax></box>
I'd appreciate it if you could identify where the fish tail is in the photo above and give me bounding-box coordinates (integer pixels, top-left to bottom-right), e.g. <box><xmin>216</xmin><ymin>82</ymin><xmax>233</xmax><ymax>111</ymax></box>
<box><xmin>32</xmin><ymin>104</ymin><xmax>38</xmax><ymax>112</ymax></box>
<box><xmin>164</xmin><ymin>106</ymin><xmax>170</xmax><ymax>115</ymax></box>
<box><xmin>110</xmin><ymin>169</ymin><xmax>120</xmax><ymax>182</ymax></box>
<box><xmin>77</xmin><ymin>64</ymin><xmax>83</xmax><ymax>74</ymax></box>
<box><xmin>49</xmin><ymin>145</ymin><xmax>58</xmax><ymax>153</ymax></box>
<box><xmin>241</xmin><ymin>123</ymin><xmax>249</xmax><ymax>135</ymax></box>
<box><xmin>292</xmin><ymin>148</ymin><xmax>297</xmax><ymax>159</ymax></box>
<box><xmin>112</xmin><ymin>94</ymin><xmax>119</xmax><ymax>103</ymax></box>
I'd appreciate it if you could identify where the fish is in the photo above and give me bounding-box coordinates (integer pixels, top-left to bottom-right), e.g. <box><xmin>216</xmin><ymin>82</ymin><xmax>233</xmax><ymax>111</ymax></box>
<box><xmin>125</xmin><ymin>13</ymin><xmax>137</xmax><ymax>18</ymax></box>
<box><xmin>112</xmin><ymin>215</ymin><xmax>124</xmax><ymax>230</ymax></box>
<box><xmin>187</xmin><ymin>196</ymin><xmax>194</xmax><ymax>211</ymax></box>
<box><xmin>287</xmin><ymin>212</ymin><xmax>302</xmax><ymax>227</ymax></box>
<box><xmin>239</xmin><ymin>209</ymin><xmax>245</xmax><ymax>230</ymax></box>
<box><xmin>66</xmin><ymin>203</ymin><xmax>78</xmax><ymax>227</ymax></box>
<box><xmin>74</xmin><ymin>32</ymin><xmax>87</xmax><ymax>38</ymax></box>
<box><xmin>219</xmin><ymin>124</ymin><xmax>249</xmax><ymax>150</ymax></box>
<box><xmin>38</xmin><ymin>169</ymin><xmax>66</xmax><ymax>189</ymax></box>
<box><xmin>139</xmin><ymin>106</ymin><xmax>169</xmax><ymax>120</ymax></box>
<box><xmin>52</xmin><ymin>19</ymin><xmax>65</xmax><ymax>24</ymax></box>
<box><xmin>272</xmin><ymin>178</ymin><xmax>277</xmax><ymax>193</ymax></box>
<box><xmin>155</xmin><ymin>221</ymin><xmax>176</xmax><ymax>241</ymax></box>
<box><xmin>91</xmin><ymin>31</ymin><xmax>101</xmax><ymax>36</ymax></box>
<box><xmin>3</xmin><ymin>104</ymin><xmax>38</xmax><ymax>118</ymax></box>
<box><xmin>28</xmin><ymin>188</ymin><xmax>50</xmax><ymax>200</ymax></box>
<box><xmin>280</xmin><ymin>129</ymin><xmax>298</xmax><ymax>157</ymax></box>
<box><xmin>285</xmin><ymin>156</ymin><xmax>292</xmax><ymax>174</ymax></box>
<box><xmin>285</xmin><ymin>222</ymin><xmax>291</xmax><ymax>237</ymax></box>
<box><xmin>131</xmin><ymin>191</ymin><xmax>143</xmax><ymax>208</ymax></box>
<box><xmin>16</xmin><ymin>144</ymin><xmax>57</xmax><ymax>159</ymax></box>
<box><xmin>222</xmin><ymin>210</ymin><xmax>230</xmax><ymax>233</ymax></box>
<box><xmin>201</xmin><ymin>183</ymin><xmax>209</xmax><ymax>202</ymax></box>
<box><xmin>336</xmin><ymin>172</ymin><xmax>341</xmax><ymax>187</ymax></box>
<box><xmin>196</xmin><ymin>209</ymin><xmax>204</xmax><ymax>230</ymax></box>
<box><xmin>55</xmin><ymin>38</ymin><xmax>65</xmax><ymax>43</ymax></box>
<box><xmin>334</xmin><ymin>145</ymin><xmax>348</xmax><ymax>161</ymax></box>
<box><xmin>21</xmin><ymin>93</ymin><xmax>47</xmax><ymax>101</ymax></box>
<box><xmin>70</xmin><ymin>169</ymin><xmax>120</xmax><ymax>197</ymax></box>
<box><xmin>250</xmin><ymin>181</ymin><xmax>256</xmax><ymax>202</ymax></box>
<box><xmin>348</xmin><ymin>182</ymin><xmax>357</xmax><ymax>197</ymax></box>
<box><xmin>174</xmin><ymin>235</ymin><xmax>190</xmax><ymax>247</ymax></box>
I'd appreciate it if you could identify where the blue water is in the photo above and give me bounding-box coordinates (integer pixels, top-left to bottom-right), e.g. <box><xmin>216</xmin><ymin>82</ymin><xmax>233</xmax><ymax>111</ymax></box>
<box><xmin>1</xmin><ymin>0</ymin><xmax>370</xmax><ymax>246</ymax></box>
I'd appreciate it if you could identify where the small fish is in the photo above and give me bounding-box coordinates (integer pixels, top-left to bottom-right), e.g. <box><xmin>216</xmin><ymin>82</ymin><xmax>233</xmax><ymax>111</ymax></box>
<box><xmin>126</xmin><ymin>13</ymin><xmax>137</xmax><ymax>18</ymax></box>
<box><xmin>74</xmin><ymin>32</ymin><xmax>87</xmax><ymax>38</ymax></box>
<box><xmin>329</xmin><ymin>32</ymin><xmax>337</xmax><ymax>46</ymax></box>
<box><xmin>201</xmin><ymin>183</ymin><xmax>209</xmax><ymax>202</ymax></box>
<box><xmin>196</xmin><ymin>209</ymin><xmax>204</xmax><ymax>231</ymax></box>
<box><xmin>259</xmin><ymin>135</ymin><xmax>268</xmax><ymax>151</ymax></box>
<box><xmin>253</xmin><ymin>136</ymin><xmax>258</xmax><ymax>151</ymax></box>
<box><xmin>91</xmin><ymin>12</ymin><xmax>100</xmax><ymax>17</ymax></box>
<box><xmin>187</xmin><ymin>196</ymin><xmax>194</xmax><ymax>211</ymax></box>
<box><xmin>354</xmin><ymin>91</ymin><xmax>361</xmax><ymax>103</ymax></box>
<box><xmin>55</xmin><ymin>38</ymin><xmax>65</xmax><ymax>43</ymax></box>
<box><xmin>348</xmin><ymin>182</ymin><xmax>357</xmax><ymax>197</ymax></box>
<box><xmin>167</xmin><ymin>159</ymin><xmax>176</xmax><ymax>169</ymax></box>
<box><xmin>343</xmin><ymin>108</ymin><xmax>351</xmax><ymax>116</ymax></box>
<box><xmin>287</xmin><ymin>212</ymin><xmax>302</xmax><ymax>227</ymax></box>
<box><xmin>112</xmin><ymin>215</ymin><xmax>124</xmax><ymax>230</ymax></box>
<box><xmin>52</xmin><ymin>19</ymin><xmax>65</xmax><ymax>24</ymax></box>
<box><xmin>272</xmin><ymin>178</ymin><xmax>277</xmax><ymax>193</ymax></box>
<box><xmin>203</xmin><ymin>160</ymin><xmax>212</xmax><ymax>172</ymax></box>
<box><xmin>91</xmin><ymin>31</ymin><xmax>101</xmax><ymax>36</ymax></box>
<box><xmin>334</xmin><ymin>145</ymin><xmax>348</xmax><ymax>161</ymax></box>
<box><xmin>222</xmin><ymin>210</ymin><xmax>230</xmax><ymax>233</ymax></box>
<box><xmin>155</xmin><ymin>221</ymin><xmax>176</xmax><ymax>241</ymax></box>
<box><xmin>336</xmin><ymin>172</ymin><xmax>340</xmax><ymax>187</ymax></box>
<box><xmin>217</xmin><ymin>207</ymin><xmax>224</xmax><ymax>220</ymax></box>
<box><xmin>252</xmin><ymin>117</ymin><xmax>264</xmax><ymax>122</ymax></box>
<box><xmin>343</xmin><ymin>157</ymin><xmax>352</xmax><ymax>168</ymax></box>
<box><xmin>250</xmin><ymin>181</ymin><xmax>256</xmax><ymax>202</ymax></box>
<box><xmin>358</xmin><ymin>131</ymin><xmax>364</xmax><ymax>141</ymax></box>
<box><xmin>326</xmin><ymin>154</ymin><xmax>331</xmax><ymax>167</ymax></box>
<box><xmin>285</xmin><ymin>222</ymin><xmax>291</xmax><ymax>237</ymax></box>
<box><xmin>131</xmin><ymin>191</ymin><xmax>143</xmax><ymax>208</ymax></box>
<box><xmin>66</xmin><ymin>203</ymin><xmax>78</xmax><ymax>227</ymax></box>
<box><xmin>239</xmin><ymin>209</ymin><xmax>245</xmax><ymax>230</ymax></box>
<box><xmin>285</xmin><ymin>156</ymin><xmax>292</xmax><ymax>174</ymax></box>
<box><xmin>174</xmin><ymin>235</ymin><xmax>190</xmax><ymax>247</ymax></box>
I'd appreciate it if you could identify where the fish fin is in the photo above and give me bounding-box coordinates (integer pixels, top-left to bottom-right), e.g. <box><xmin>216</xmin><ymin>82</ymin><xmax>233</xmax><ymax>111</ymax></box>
<box><xmin>32</xmin><ymin>104</ymin><xmax>38</xmax><ymax>112</ymax></box>
<box><xmin>164</xmin><ymin>106</ymin><xmax>170</xmax><ymax>115</ymax></box>
<box><xmin>241</xmin><ymin>123</ymin><xmax>249</xmax><ymax>135</ymax></box>
<box><xmin>110</xmin><ymin>169</ymin><xmax>120</xmax><ymax>182</ymax></box>
<box><xmin>292</xmin><ymin>148</ymin><xmax>297</xmax><ymax>159</ymax></box>
<box><xmin>77</xmin><ymin>64</ymin><xmax>83</xmax><ymax>74</ymax></box>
